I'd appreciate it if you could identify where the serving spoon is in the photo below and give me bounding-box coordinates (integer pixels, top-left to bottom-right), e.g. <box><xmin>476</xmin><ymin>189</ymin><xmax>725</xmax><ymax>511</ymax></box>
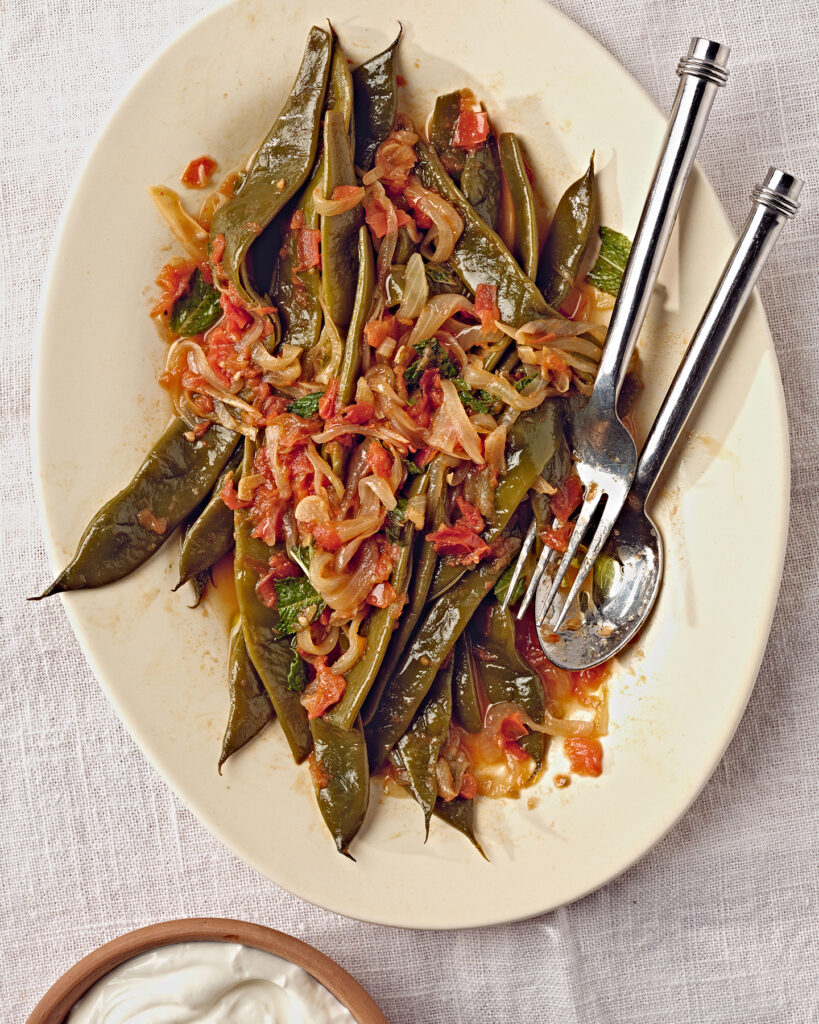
<box><xmin>535</xmin><ymin>167</ymin><xmax>803</xmax><ymax>671</ymax></box>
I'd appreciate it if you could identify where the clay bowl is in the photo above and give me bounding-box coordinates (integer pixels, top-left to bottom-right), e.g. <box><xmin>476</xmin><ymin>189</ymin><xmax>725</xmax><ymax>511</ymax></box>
<box><xmin>26</xmin><ymin>917</ymin><xmax>388</xmax><ymax>1023</ymax></box>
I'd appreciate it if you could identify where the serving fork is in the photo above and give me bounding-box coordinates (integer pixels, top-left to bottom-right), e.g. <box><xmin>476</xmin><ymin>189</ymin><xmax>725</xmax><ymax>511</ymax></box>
<box><xmin>507</xmin><ymin>37</ymin><xmax>731</xmax><ymax>628</ymax></box>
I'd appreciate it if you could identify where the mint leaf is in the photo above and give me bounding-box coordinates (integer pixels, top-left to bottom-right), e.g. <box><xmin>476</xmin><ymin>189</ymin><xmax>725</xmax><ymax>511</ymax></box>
<box><xmin>405</xmin><ymin>338</ymin><xmax>458</xmax><ymax>389</ymax></box>
<box><xmin>286</xmin><ymin>639</ymin><xmax>308</xmax><ymax>692</ymax></box>
<box><xmin>274</xmin><ymin>576</ymin><xmax>325</xmax><ymax>636</ymax></box>
<box><xmin>453</xmin><ymin>377</ymin><xmax>493</xmax><ymax>414</ymax></box>
<box><xmin>586</xmin><ymin>226</ymin><xmax>632</xmax><ymax>297</ymax></box>
<box><xmin>514</xmin><ymin>372</ymin><xmax>538</xmax><ymax>392</ymax></box>
<box><xmin>385</xmin><ymin>497</ymin><xmax>409</xmax><ymax>544</ymax></box>
<box><xmin>403</xmin><ymin>457</ymin><xmax>423</xmax><ymax>477</ymax></box>
<box><xmin>494</xmin><ymin>564</ymin><xmax>526</xmax><ymax>606</ymax></box>
<box><xmin>286</xmin><ymin>391</ymin><xmax>323</xmax><ymax>417</ymax></box>
<box><xmin>288</xmin><ymin>543</ymin><xmax>313</xmax><ymax>575</ymax></box>
<box><xmin>170</xmin><ymin>269</ymin><xmax>222</xmax><ymax>336</ymax></box>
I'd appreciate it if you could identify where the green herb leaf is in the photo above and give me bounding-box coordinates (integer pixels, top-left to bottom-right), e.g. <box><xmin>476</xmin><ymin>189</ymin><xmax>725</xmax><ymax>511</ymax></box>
<box><xmin>494</xmin><ymin>564</ymin><xmax>526</xmax><ymax>606</ymax></box>
<box><xmin>403</xmin><ymin>457</ymin><xmax>423</xmax><ymax>476</ymax></box>
<box><xmin>586</xmin><ymin>226</ymin><xmax>632</xmax><ymax>297</ymax></box>
<box><xmin>286</xmin><ymin>391</ymin><xmax>324</xmax><ymax>417</ymax></box>
<box><xmin>405</xmin><ymin>338</ymin><xmax>458</xmax><ymax>389</ymax></box>
<box><xmin>425</xmin><ymin>263</ymin><xmax>468</xmax><ymax>297</ymax></box>
<box><xmin>286</xmin><ymin>639</ymin><xmax>308</xmax><ymax>692</ymax></box>
<box><xmin>453</xmin><ymin>377</ymin><xmax>493</xmax><ymax>414</ymax></box>
<box><xmin>169</xmin><ymin>269</ymin><xmax>222</xmax><ymax>336</ymax></box>
<box><xmin>514</xmin><ymin>372</ymin><xmax>538</xmax><ymax>392</ymax></box>
<box><xmin>274</xmin><ymin>576</ymin><xmax>326</xmax><ymax>636</ymax></box>
<box><xmin>289</xmin><ymin>543</ymin><xmax>314</xmax><ymax>575</ymax></box>
<box><xmin>385</xmin><ymin>497</ymin><xmax>409</xmax><ymax>544</ymax></box>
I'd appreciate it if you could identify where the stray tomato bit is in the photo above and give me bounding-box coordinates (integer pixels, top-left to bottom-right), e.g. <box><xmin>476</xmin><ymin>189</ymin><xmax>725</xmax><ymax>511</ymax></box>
<box><xmin>564</xmin><ymin>737</ymin><xmax>603</xmax><ymax>777</ymax></box>
<box><xmin>367</xmin><ymin>581</ymin><xmax>397</xmax><ymax>608</ymax></box>
<box><xmin>136</xmin><ymin>508</ymin><xmax>168</xmax><ymax>535</ymax></box>
<box><xmin>473</xmin><ymin>283</ymin><xmax>500</xmax><ymax>333</ymax></box>
<box><xmin>452</xmin><ymin>109</ymin><xmax>489</xmax><ymax>151</ymax></box>
<box><xmin>296</xmin><ymin>228</ymin><xmax>321</xmax><ymax>271</ymax></box>
<box><xmin>365</xmin><ymin>440</ymin><xmax>393</xmax><ymax>478</ymax></box>
<box><xmin>210</xmin><ymin>234</ymin><xmax>226</xmax><ymax>266</ymax></box>
<box><xmin>180</xmin><ymin>155</ymin><xmax>218</xmax><ymax>188</ymax></box>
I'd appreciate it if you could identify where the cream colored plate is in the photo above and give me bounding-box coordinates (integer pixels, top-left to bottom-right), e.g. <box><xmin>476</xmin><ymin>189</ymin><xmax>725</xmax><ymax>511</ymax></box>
<box><xmin>33</xmin><ymin>0</ymin><xmax>788</xmax><ymax>928</ymax></box>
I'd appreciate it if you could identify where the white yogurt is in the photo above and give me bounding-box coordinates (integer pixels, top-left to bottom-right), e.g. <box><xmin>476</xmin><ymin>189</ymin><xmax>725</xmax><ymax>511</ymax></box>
<box><xmin>67</xmin><ymin>941</ymin><xmax>357</xmax><ymax>1024</ymax></box>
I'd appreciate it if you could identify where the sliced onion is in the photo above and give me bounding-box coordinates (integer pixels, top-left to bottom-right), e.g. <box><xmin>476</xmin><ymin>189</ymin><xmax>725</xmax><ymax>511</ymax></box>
<box><xmin>484</xmin><ymin>424</ymin><xmax>507</xmax><ymax>476</ymax></box>
<box><xmin>396</xmin><ymin>252</ymin><xmax>428</xmax><ymax>320</ymax></box>
<box><xmin>312</xmin><ymin>421</ymin><xmax>413</xmax><ymax>449</ymax></box>
<box><xmin>429</xmin><ymin>380</ymin><xmax>484</xmax><ymax>464</ymax></box>
<box><xmin>331</xmin><ymin>614</ymin><xmax>368</xmax><ymax>675</ymax></box>
<box><xmin>304</xmin><ymin>442</ymin><xmax>345</xmax><ymax>500</ymax></box>
<box><xmin>408</xmin><ymin>294</ymin><xmax>474</xmax><ymax>347</ymax></box>
<box><xmin>297</xmin><ymin>624</ymin><xmax>339</xmax><ymax>656</ymax></box>
<box><xmin>265</xmin><ymin>424</ymin><xmax>292</xmax><ymax>499</ymax></box>
<box><xmin>166</xmin><ymin>338</ymin><xmax>242</xmax><ymax>395</ymax></box>
<box><xmin>403</xmin><ymin>176</ymin><xmax>464</xmax><ymax>263</ymax></box>
<box><xmin>484</xmin><ymin>701</ymin><xmax>596</xmax><ymax>739</ymax></box>
<box><xmin>405</xmin><ymin>493</ymin><xmax>427</xmax><ymax>528</ymax></box>
<box><xmin>463</xmin><ymin>360</ymin><xmax>546</xmax><ymax>410</ymax></box>
<box><xmin>147</xmin><ymin>185</ymin><xmax>209</xmax><ymax>262</ymax></box>
<box><xmin>312</xmin><ymin>185</ymin><xmax>365</xmax><ymax>216</ymax></box>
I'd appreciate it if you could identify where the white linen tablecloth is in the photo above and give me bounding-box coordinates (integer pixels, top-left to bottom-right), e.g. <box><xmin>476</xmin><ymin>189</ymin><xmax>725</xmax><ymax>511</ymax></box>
<box><xmin>2</xmin><ymin>1</ymin><xmax>817</xmax><ymax>1020</ymax></box>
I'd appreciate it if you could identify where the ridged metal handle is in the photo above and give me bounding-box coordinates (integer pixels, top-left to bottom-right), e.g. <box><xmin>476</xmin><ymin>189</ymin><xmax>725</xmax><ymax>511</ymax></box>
<box><xmin>632</xmin><ymin>167</ymin><xmax>803</xmax><ymax>502</ymax></box>
<box><xmin>594</xmin><ymin>37</ymin><xmax>731</xmax><ymax>403</ymax></box>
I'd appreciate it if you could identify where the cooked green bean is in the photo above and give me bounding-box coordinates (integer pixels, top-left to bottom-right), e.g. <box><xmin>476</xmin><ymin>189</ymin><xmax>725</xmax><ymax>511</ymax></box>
<box><xmin>219</xmin><ymin>619</ymin><xmax>275</xmax><ymax>772</ymax></box>
<box><xmin>537</xmin><ymin>153</ymin><xmax>596</xmax><ymax>308</ymax></box>
<box><xmin>452</xmin><ymin>634</ymin><xmax>483</xmax><ymax>733</ymax></box>
<box><xmin>498</xmin><ymin>133</ymin><xmax>539</xmax><ymax>280</ymax></box>
<box><xmin>310</xmin><ymin>716</ymin><xmax>369</xmax><ymax>857</ymax></box>
<box><xmin>353</xmin><ymin>30</ymin><xmax>401</xmax><ymax>170</ymax></box>
<box><xmin>35</xmin><ymin>419</ymin><xmax>239</xmax><ymax>598</ymax></box>
<box><xmin>176</xmin><ymin>446</ymin><xmax>242</xmax><ymax>588</ymax></box>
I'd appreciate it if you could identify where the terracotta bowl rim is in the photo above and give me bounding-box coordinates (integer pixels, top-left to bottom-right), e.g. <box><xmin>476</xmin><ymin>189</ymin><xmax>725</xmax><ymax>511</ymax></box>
<box><xmin>26</xmin><ymin>916</ymin><xmax>388</xmax><ymax>1024</ymax></box>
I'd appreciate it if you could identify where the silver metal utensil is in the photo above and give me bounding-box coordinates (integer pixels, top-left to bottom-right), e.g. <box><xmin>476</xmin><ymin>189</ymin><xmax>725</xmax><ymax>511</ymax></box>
<box><xmin>507</xmin><ymin>38</ymin><xmax>731</xmax><ymax>627</ymax></box>
<box><xmin>534</xmin><ymin>167</ymin><xmax>803</xmax><ymax>670</ymax></box>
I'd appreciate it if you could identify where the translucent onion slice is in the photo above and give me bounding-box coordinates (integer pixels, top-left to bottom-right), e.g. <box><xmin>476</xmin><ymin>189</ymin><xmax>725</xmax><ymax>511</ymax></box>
<box><xmin>396</xmin><ymin>252</ymin><xmax>428</xmax><ymax>320</ymax></box>
<box><xmin>147</xmin><ymin>186</ymin><xmax>210</xmax><ymax>263</ymax></box>
<box><xmin>403</xmin><ymin>176</ymin><xmax>464</xmax><ymax>262</ymax></box>
<box><xmin>312</xmin><ymin>185</ymin><xmax>365</xmax><ymax>216</ymax></box>
<box><xmin>305</xmin><ymin>442</ymin><xmax>345</xmax><ymax>500</ymax></box>
<box><xmin>483</xmin><ymin>701</ymin><xmax>596</xmax><ymax>739</ymax></box>
<box><xmin>297</xmin><ymin>624</ymin><xmax>339</xmax><ymax>657</ymax></box>
<box><xmin>463</xmin><ymin>360</ymin><xmax>547</xmax><ymax>410</ymax></box>
<box><xmin>408</xmin><ymin>294</ymin><xmax>474</xmax><ymax>348</ymax></box>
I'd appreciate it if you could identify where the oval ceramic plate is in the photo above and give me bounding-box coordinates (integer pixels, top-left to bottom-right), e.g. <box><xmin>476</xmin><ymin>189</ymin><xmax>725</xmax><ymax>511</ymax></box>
<box><xmin>34</xmin><ymin>0</ymin><xmax>788</xmax><ymax>929</ymax></box>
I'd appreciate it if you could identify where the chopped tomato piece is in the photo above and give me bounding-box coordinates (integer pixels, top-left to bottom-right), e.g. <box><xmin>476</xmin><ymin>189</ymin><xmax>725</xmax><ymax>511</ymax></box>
<box><xmin>210</xmin><ymin>234</ymin><xmax>226</xmax><ymax>266</ymax></box>
<box><xmin>308</xmin><ymin>752</ymin><xmax>331</xmax><ymax>789</ymax></box>
<box><xmin>550</xmin><ymin>473</ymin><xmax>583</xmax><ymax>523</ymax></box>
<box><xmin>426</xmin><ymin>523</ymin><xmax>491</xmax><ymax>566</ymax></box>
<box><xmin>365</xmin><ymin>440</ymin><xmax>393</xmax><ymax>478</ymax></box>
<box><xmin>454</xmin><ymin>496</ymin><xmax>484</xmax><ymax>533</ymax></box>
<box><xmin>300</xmin><ymin>657</ymin><xmax>346</xmax><ymax>719</ymax></box>
<box><xmin>136</xmin><ymin>508</ymin><xmax>168</xmax><ymax>535</ymax></box>
<box><xmin>290</xmin><ymin>209</ymin><xmax>305</xmax><ymax>231</ymax></box>
<box><xmin>296</xmin><ymin>227</ymin><xmax>321</xmax><ymax>271</ymax></box>
<box><xmin>151</xmin><ymin>260</ymin><xmax>196</xmax><ymax>319</ymax></box>
<box><xmin>401</xmin><ymin>190</ymin><xmax>433</xmax><ymax>230</ymax></box>
<box><xmin>340</xmin><ymin>400</ymin><xmax>374</xmax><ymax>425</ymax></box>
<box><xmin>541</xmin><ymin>521</ymin><xmax>573</xmax><ymax>553</ymax></box>
<box><xmin>473</xmin><ymin>283</ymin><xmax>500</xmax><ymax>333</ymax></box>
<box><xmin>560</xmin><ymin>285</ymin><xmax>591</xmax><ymax>322</ymax></box>
<box><xmin>331</xmin><ymin>184</ymin><xmax>364</xmax><ymax>203</ymax></box>
<box><xmin>318</xmin><ymin>378</ymin><xmax>339</xmax><ymax>420</ymax></box>
<box><xmin>367</xmin><ymin>581</ymin><xmax>397</xmax><ymax>608</ymax></box>
<box><xmin>219</xmin><ymin>290</ymin><xmax>252</xmax><ymax>333</ymax></box>
<box><xmin>459</xmin><ymin>772</ymin><xmax>478</xmax><ymax>800</ymax></box>
<box><xmin>266</xmin><ymin>552</ymin><xmax>301</xmax><ymax>580</ymax></box>
<box><xmin>564</xmin><ymin>737</ymin><xmax>603</xmax><ymax>777</ymax></box>
<box><xmin>363</xmin><ymin>200</ymin><xmax>413</xmax><ymax>239</ymax></box>
<box><xmin>364</xmin><ymin>315</ymin><xmax>397</xmax><ymax>348</ymax></box>
<box><xmin>452</xmin><ymin>109</ymin><xmax>489</xmax><ymax>151</ymax></box>
<box><xmin>220</xmin><ymin>473</ymin><xmax>252</xmax><ymax>510</ymax></box>
<box><xmin>312</xmin><ymin>521</ymin><xmax>343</xmax><ymax>552</ymax></box>
<box><xmin>180</xmin><ymin>155</ymin><xmax>218</xmax><ymax>188</ymax></box>
<box><xmin>255</xmin><ymin>573</ymin><xmax>278</xmax><ymax>608</ymax></box>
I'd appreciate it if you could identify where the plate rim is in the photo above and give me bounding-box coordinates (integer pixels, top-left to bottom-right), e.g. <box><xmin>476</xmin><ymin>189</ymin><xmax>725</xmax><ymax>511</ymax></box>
<box><xmin>31</xmin><ymin>0</ymin><xmax>791</xmax><ymax>929</ymax></box>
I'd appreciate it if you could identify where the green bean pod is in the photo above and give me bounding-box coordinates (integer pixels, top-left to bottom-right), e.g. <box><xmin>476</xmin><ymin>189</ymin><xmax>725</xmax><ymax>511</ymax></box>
<box><xmin>365</xmin><ymin>542</ymin><xmax>515</xmax><ymax>771</ymax></box>
<box><xmin>432</xmin><ymin>796</ymin><xmax>486</xmax><ymax>858</ymax></box>
<box><xmin>452</xmin><ymin>634</ymin><xmax>483</xmax><ymax>733</ymax></box>
<box><xmin>234</xmin><ymin>439</ymin><xmax>311</xmax><ymax>763</ymax></box>
<box><xmin>498</xmin><ymin>132</ymin><xmax>539</xmax><ymax>281</ymax></box>
<box><xmin>362</xmin><ymin>457</ymin><xmax>446</xmax><ymax>723</ymax></box>
<box><xmin>462</xmin><ymin>135</ymin><xmax>502</xmax><ymax>232</ymax></box>
<box><xmin>429</xmin><ymin>398</ymin><xmax>563</xmax><ymax>601</ymax></box>
<box><xmin>274</xmin><ymin>42</ymin><xmax>354</xmax><ymax>349</ymax></box>
<box><xmin>390</xmin><ymin>656</ymin><xmax>454</xmax><ymax>835</ymax></box>
<box><xmin>327</xmin><ymin>472</ymin><xmax>422</xmax><ymax>730</ymax></box>
<box><xmin>428</xmin><ymin>91</ymin><xmax>466</xmax><ymax>180</ymax></box>
<box><xmin>310</xmin><ymin>716</ymin><xmax>369</xmax><ymax>858</ymax></box>
<box><xmin>35</xmin><ymin>419</ymin><xmax>239</xmax><ymax>598</ymax></box>
<box><xmin>210</xmin><ymin>26</ymin><xmax>332</xmax><ymax>306</ymax></box>
<box><xmin>414</xmin><ymin>139</ymin><xmax>552</xmax><ymax>332</ymax></box>
<box><xmin>219</xmin><ymin>618</ymin><xmax>275</xmax><ymax>772</ymax></box>
<box><xmin>537</xmin><ymin>154</ymin><xmax>596</xmax><ymax>309</ymax></box>
<box><xmin>470</xmin><ymin>602</ymin><xmax>547</xmax><ymax>771</ymax></box>
<box><xmin>176</xmin><ymin>446</ymin><xmax>242</xmax><ymax>588</ymax></box>
<box><xmin>320</xmin><ymin>109</ymin><xmax>365</xmax><ymax>329</ymax></box>
<box><xmin>337</xmin><ymin>226</ymin><xmax>375</xmax><ymax>405</ymax></box>
<box><xmin>353</xmin><ymin>30</ymin><xmax>401</xmax><ymax>171</ymax></box>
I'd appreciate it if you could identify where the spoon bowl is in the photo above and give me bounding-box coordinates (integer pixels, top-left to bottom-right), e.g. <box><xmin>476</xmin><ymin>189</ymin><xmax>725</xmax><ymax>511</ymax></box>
<box><xmin>535</xmin><ymin>495</ymin><xmax>663</xmax><ymax>670</ymax></box>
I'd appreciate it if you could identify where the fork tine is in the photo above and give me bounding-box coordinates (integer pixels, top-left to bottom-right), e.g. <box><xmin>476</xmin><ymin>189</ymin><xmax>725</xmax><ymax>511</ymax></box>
<box><xmin>500</xmin><ymin>519</ymin><xmax>538</xmax><ymax>612</ymax></box>
<box><xmin>551</xmin><ymin>492</ymin><xmax>626</xmax><ymax>632</ymax></box>
<box><xmin>535</xmin><ymin>489</ymin><xmax>604</xmax><ymax>626</ymax></box>
<box><xmin>517</xmin><ymin>528</ymin><xmax>557</xmax><ymax>619</ymax></box>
